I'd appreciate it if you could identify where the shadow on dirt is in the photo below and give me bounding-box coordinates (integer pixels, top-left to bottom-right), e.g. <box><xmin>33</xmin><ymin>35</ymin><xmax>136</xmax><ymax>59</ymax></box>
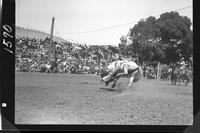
<box><xmin>178</xmin><ymin>92</ymin><xmax>193</xmax><ymax>96</ymax></box>
<box><xmin>161</xmin><ymin>83</ymin><xmax>192</xmax><ymax>87</ymax></box>
<box><xmin>99</xmin><ymin>87</ymin><xmax>124</xmax><ymax>92</ymax></box>
<box><xmin>80</xmin><ymin>81</ymin><xmax>89</xmax><ymax>84</ymax></box>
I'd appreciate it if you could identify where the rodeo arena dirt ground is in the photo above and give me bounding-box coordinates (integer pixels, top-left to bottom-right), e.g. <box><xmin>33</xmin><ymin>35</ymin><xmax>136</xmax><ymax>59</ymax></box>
<box><xmin>15</xmin><ymin>72</ymin><xmax>193</xmax><ymax>125</ymax></box>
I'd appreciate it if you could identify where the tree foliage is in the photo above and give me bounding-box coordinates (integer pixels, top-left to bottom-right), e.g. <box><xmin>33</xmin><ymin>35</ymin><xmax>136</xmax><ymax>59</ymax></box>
<box><xmin>119</xmin><ymin>11</ymin><xmax>193</xmax><ymax>64</ymax></box>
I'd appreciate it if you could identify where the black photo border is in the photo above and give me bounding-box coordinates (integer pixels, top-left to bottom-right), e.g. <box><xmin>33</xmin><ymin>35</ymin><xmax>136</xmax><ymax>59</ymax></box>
<box><xmin>1</xmin><ymin>0</ymin><xmax>200</xmax><ymax>132</ymax></box>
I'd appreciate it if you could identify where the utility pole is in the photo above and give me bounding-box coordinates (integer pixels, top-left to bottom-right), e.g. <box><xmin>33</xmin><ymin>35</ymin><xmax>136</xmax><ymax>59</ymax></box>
<box><xmin>49</xmin><ymin>17</ymin><xmax>55</xmax><ymax>61</ymax></box>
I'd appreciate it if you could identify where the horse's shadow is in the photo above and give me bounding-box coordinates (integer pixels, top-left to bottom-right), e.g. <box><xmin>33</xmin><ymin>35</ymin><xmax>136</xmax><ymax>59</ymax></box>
<box><xmin>161</xmin><ymin>83</ymin><xmax>191</xmax><ymax>86</ymax></box>
<box><xmin>99</xmin><ymin>87</ymin><xmax>124</xmax><ymax>92</ymax></box>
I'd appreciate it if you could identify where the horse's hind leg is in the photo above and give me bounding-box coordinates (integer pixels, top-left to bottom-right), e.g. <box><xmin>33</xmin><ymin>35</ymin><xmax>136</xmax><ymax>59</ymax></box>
<box><xmin>171</xmin><ymin>78</ymin><xmax>174</xmax><ymax>85</ymax></box>
<box><xmin>179</xmin><ymin>78</ymin><xmax>182</xmax><ymax>83</ymax></box>
<box><xmin>171</xmin><ymin>78</ymin><xmax>175</xmax><ymax>85</ymax></box>
<box><xmin>185</xmin><ymin>81</ymin><xmax>188</xmax><ymax>86</ymax></box>
<box><xmin>174</xmin><ymin>78</ymin><xmax>177</xmax><ymax>85</ymax></box>
<box><xmin>171</xmin><ymin>76</ymin><xmax>175</xmax><ymax>85</ymax></box>
<box><xmin>126</xmin><ymin>76</ymin><xmax>134</xmax><ymax>89</ymax></box>
<box><xmin>185</xmin><ymin>78</ymin><xmax>188</xmax><ymax>86</ymax></box>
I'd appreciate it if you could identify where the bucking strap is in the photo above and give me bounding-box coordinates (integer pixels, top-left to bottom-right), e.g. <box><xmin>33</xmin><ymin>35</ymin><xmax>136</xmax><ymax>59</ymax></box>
<box><xmin>128</xmin><ymin>67</ymin><xmax>139</xmax><ymax>75</ymax></box>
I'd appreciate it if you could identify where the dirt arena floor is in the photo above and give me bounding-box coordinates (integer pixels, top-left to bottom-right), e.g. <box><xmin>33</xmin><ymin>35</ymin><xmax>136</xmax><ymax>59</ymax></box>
<box><xmin>15</xmin><ymin>72</ymin><xmax>193</xmax><ymax>125</ymax></box>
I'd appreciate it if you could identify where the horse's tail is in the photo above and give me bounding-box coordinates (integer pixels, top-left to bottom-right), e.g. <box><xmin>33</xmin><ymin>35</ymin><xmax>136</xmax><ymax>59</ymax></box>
<box><xmin>133</xmin><ymin>67</ymin><xmax>143</xmax><ymax>82</ymax></box>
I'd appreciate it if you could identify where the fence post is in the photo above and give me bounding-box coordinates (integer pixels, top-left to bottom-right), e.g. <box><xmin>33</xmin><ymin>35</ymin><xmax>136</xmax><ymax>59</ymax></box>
<box><xmin>157</xmin><ymin>61</ymin><xmax>160</xmax><ymax>79</ymax></box>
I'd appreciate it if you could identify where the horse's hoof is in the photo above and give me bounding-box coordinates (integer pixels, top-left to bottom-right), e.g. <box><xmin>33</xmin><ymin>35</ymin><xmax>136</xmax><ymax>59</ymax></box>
<box><xmin>111</xmin><ymin>85</ymin><xmax>116</xmax><ymax>88</ymax></box>
<box><xmin>105</xmin><ymin>82</ymin><xmax>109</xmax><ymax>86</ymax></box>
<box><xmin>125</xmin><ymin>87</ymin><xmax>129</xmax><ymax>90</ymax></box>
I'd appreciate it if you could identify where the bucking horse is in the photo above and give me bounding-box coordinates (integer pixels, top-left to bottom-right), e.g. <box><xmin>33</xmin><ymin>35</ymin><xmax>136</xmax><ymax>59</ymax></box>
<box><xmin>100</xmin><ymin>60</ymin><xmax>143</xmax><ymax>89</ymax></box>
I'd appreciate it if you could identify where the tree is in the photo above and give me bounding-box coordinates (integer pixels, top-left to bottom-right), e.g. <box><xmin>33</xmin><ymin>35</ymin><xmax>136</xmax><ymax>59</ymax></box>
<box><xmin>128</xmin><ymin>16</ymin><xmax>165</xmax><ymax>64</ymax></box>
<box><xmin>156</xmin><ymin>11</ymin><xmax>192</xmax><ymax>63</ymax></box>
<box><xmin>125</xmin><ymin>12</ymin><xmax>192</xmax><ymax>64</ymax></box>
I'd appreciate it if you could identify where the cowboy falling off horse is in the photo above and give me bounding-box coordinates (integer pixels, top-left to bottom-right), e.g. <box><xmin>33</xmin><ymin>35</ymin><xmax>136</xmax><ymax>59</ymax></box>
<box><xmin>100</xmin><ymin>55</ymin><xmax>143</xmax><ymax>90</ymax></box>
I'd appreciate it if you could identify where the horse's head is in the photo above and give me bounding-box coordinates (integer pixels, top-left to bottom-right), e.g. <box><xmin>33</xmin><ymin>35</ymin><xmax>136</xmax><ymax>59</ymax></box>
<box><xmin>100</xmin><ymin>70</ymin><xmax>109</xmax><ymax>78</ymax></box>
<box><xmin>99</xmin><ymin>69</ymin><xmax>110</xmax><ymax>83</ymax></box>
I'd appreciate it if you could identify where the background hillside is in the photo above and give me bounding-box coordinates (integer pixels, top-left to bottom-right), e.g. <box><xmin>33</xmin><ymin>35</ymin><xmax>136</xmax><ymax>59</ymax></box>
<box><xmin>16</xmin><ymin>26</ymin><xmax>66</xmax><ymax>42</ymax></box>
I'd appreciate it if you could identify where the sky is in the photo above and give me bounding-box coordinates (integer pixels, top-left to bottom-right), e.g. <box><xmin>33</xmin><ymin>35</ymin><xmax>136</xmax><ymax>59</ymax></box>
<box><xmin>16</xmin><ymin>0</ymin><xmax>193</xmax><ymax>46</ymax></box>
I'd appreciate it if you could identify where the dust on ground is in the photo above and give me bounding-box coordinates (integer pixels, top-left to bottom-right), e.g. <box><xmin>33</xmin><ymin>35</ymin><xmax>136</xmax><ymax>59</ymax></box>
<box><xmin>15</xmin><ymin>72</ymin><xmax>193</xmax><ymax>125</ymax></box>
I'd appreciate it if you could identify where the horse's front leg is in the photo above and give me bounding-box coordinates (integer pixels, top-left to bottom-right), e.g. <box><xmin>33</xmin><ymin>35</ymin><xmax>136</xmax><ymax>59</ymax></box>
<box><xmin>178</xmin><ymin>77</ymin><xmax>181</xmax><ymax>85</ymax></box>
<box><xmin>171</xmin><ymin>77</ymin><xmax>174</xmax><ymax>85</ymax></box>
<box><xmin>185</xmin><ymin>77</ymin><xmax>189</xmax><ymax>86</ymax></box>
<box><xmin>105</xmin><ymin>76</ymin><xmax>115</xmax><ymax>86</ymax></box>
<box><xmin>173</xmin><ymin>77</ymin><xmax>177</xmax><ymax>85</ymax></box>
<box><xmin>111</xmin><ymin>76</ymin><xmax>120</xmax><ymax>88</ymax></box>
<box><xmin>111</xmin><ymin>80</ymin><xmax>117</xmax><ymax>88</ymax></box>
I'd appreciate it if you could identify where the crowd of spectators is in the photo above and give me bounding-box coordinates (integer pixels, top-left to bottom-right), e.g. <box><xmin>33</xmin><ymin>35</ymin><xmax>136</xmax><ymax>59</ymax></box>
<box><xmin>15</xmin><ymin>37</ymin><xmax>193</xmax><ymax>80</ymax></box>
<box><xmin>15</xmin><ymin>37</ymin><xmax>119</xmax><ymax>74</ymax></box>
